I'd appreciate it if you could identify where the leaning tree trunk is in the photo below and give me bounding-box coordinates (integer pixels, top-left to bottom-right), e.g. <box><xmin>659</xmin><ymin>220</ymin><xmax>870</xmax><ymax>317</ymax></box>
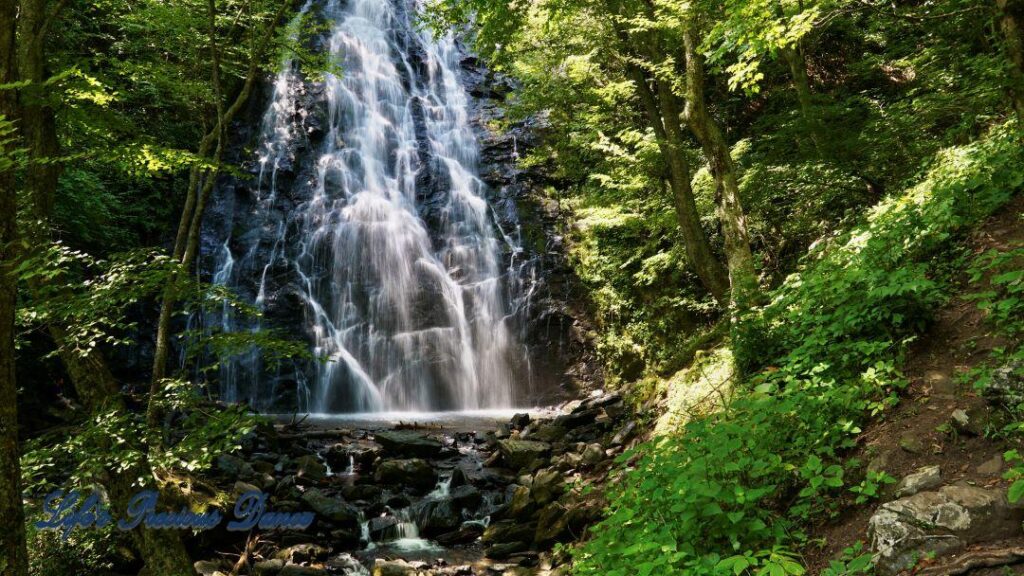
<box><xmin>0</xmin><ymin>1</ymin><xmax>28</xmax><ymax>574</ymax></box>
<box><xmin>16</xmin><ymin>2</ymin><xmax>194</xmax><ymax>574</ymax></box>
<box><xmin>998</xmin><ymin>0</ymin><xmax>1024</xmax><ymax>122</ymax></box>
<box><xmin>681</xmin><ymin>19</ymin><xmax>759</xmax><ymax>312</ymax></box>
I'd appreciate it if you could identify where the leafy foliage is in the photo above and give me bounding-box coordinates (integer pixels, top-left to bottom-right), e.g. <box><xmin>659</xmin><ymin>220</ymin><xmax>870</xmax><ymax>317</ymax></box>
<box><xmin>572</xmin><ymin>123</ymin><xmax>1022</xmax><ymax>575</ymax></box>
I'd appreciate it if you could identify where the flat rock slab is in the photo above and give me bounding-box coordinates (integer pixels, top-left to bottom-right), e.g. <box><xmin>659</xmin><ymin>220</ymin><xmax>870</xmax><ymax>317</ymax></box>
<box><xmin>869</xmin><ymin>484</ymin><xmax>1024</xmax><ymax>575</ymax></box>
<box><xmin>374</xmin><ymin>430</ymin><xmax>443</xmax><ymax>458</ymax></box>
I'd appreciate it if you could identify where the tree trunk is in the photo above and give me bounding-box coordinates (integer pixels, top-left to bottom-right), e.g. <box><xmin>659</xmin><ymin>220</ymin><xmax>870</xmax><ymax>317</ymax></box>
<box><xmin>998</xmin><ymin>0</ymin><xmax>1024</xmax><ymax>122</ymax></box>
<box><xmin>778</xmin><ymin>44</ymin><xmax>824</xmax><ymax>152</ymax></box>
<box><xmin>0</xmin><ymin>0</ymin><xmax>28</xmax><ymax>573</ymax></box>
<box><xmin>681</xmin><ymin>18</ymin><xmax>760</xmax><ymax>312</ymax></box>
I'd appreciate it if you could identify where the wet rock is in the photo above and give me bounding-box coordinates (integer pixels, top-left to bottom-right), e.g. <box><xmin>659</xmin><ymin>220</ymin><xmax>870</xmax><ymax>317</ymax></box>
<box><xmin>511</xmin><ymin>413</ymin><xmax>531</xmax><ymax>429</ymax></box>
<box><xmin>233</xmin><ymin>480</ymin><xmax>262</xmax><ymax>498</ymax></box>
<box><xmin>367</xmin><ymin>515</ymin><xmax>401</xmax><ymax>540</ymax></box>
<box><xmin>274</xmin><ymin>543</ymin><xmax>329</xmax><ymax>563</ymax></box>
<box><xmin>530</xmin><ymin>469</ymin><xmax>564</xmax><ymax>506</ymax></box>
<box><xmin>374</xmin><ymin>430</ymin><xmax>443</xmax><ymax>458</ymax></box>
<box><xmin>414</xmin><ymin>498</ymin><xmax>461</xmax><ymax>536</ymax></box>
<box><xmin>294</xmin><ymin>455</ymin><xmax>327</xmax><ymax>483</ymax></box>
<box><xmin>374</xmin><ymin>458</ymin><xmax>437</xmax><ymax>491</ymax></box>
<box><xmin>300</xmin><ymin>488</ymin><xmax>359</xmax><ymax>525</ymax></box>
<box><xmin>450</xmin><ymin>484</ymin><xmax>483</xmax><ymax>509</ymax></box>
<box><xmin>486</xmin><ymin>541</ymin><xmax>530</xmax><ymax>559</ymax></box>
<box><xmin>436</xmin><ymin>522</ymin><xmax>485</xmax><ymax>546</ymax></box>
<box><xmin>498</xmin><ymin>439</ymin><xmax>551</xmax><ymax>471</ymax></box>
<box><xmin>895</xmin><ymin>465</ymin><xmax>941</xmax><ymax>498</ymax></box>
<box><xmin>449</xmin><ymin>467</ymin><xmax>470</xmax><ymax>488</ymax></box>
<box><xmin>868</xmin><ymin>484</ymin><xmax>1024</xmax><ymax>575</ymax></box>
<box><xmin>373</xmin><ymin>559</ymin><xmax>417</xmax><ymax>576</ymax></box>
<box><xmin>342</xmin><ymin>484</ymin><xmax>383</xmax><ymax>502</ymax></box>
<box><xmin>484</xmin><ymin>520</ymin><xmax>538</xmax><ymax>544</ymax></box>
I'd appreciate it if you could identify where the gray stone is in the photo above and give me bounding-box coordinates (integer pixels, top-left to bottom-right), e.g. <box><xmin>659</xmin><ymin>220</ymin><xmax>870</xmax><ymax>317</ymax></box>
<box><xmin>898</xmin><ymin>432</ymin><xmax>924</xmax><ymax>454</ymax></box>
<box><xmin>531</xmin><ymin>469</ymin><xmax>564</xmax><ymax>506</ymax></box>
<box><xmin>977</xmin><ymin>454</ymin><xmax>1004</xmax><ymax>476</ymax></box>
<box><xmin>581</xmin><ymin>443</ymin><xmax>604</xmax><ymax>466</ymax></box>
<box><xmin>373</xmin><ymin>430</ymin><xmax>443</xmax><ymax>458</ymax></box>
<box><xmin>294</xmin><ymin>455</ymin><xmax>327</xmax><ymax>482</ymax></box>
<box><xmin>498</xmin><ymin>439</ymin><xmax>551</xmax><ymax>471</ymax></box>
<box><xmin>326</xmin><ymin>554</ymin><xmax>369</xmax><ymax>575</ymax></box>
<box><xmin>373</xmin><ymin>559</ymin><xmax>416</xmax><ymax>576</ymax></box>
<box><xmin>868</xmin><ymin>484</ymin><xmax>1024</xmax><ymax>575</ymax></box>
<box><xmin>301</xmin><ymin>488</ymin><xmax>359</xmax><ymax>525</ymax></box>
<box><xmin>216</xmin><ymin>454</ymin><xmax>254</xmax><ymax>478</ymax></box>
<box><xmin>373</xmin><ymin>458</ymin><xmax>437</xmax><ymax>491</ymax></box>
<box><xmin>895</xmin><ymin>465</ymin><xmax>942</xmax><ymax>497</ymax></box>
<box><xmin>981</xmin><ymin>361</ymin><xmax>1024</xmax><ymax>408</ymax></box>
<box><xmin>508</xmin><ymin>485</ymin><xmax>534</xmax><ymax>519</ymax></box>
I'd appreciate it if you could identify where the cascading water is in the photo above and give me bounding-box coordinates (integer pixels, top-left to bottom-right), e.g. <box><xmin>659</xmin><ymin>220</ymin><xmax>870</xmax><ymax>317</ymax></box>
<box><xmin>209</xmin><ymin>0</ymin><xmax>530</xmax><ymax>413</ymax></box>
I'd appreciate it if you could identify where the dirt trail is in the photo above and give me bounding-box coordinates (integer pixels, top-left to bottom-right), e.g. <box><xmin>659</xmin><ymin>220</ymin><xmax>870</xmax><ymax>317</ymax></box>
<box><xmin>805</xmin><ymin>196</ymin><xmax>1024</xmax><ymax>574</ymax></box>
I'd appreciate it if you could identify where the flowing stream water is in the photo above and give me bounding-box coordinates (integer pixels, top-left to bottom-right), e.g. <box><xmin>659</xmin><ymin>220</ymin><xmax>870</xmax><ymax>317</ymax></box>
<box><xmin>209</xmin><ymin>0</ymin><xmax>530</xmax><ymax>414</ymax></box>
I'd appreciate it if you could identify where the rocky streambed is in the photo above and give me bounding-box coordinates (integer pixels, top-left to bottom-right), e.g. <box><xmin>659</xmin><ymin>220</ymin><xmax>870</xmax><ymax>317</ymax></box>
<box><xmin>191</xmin><ymin>393</ymin><xmax>637</xmax><ymax>576</ymax></box>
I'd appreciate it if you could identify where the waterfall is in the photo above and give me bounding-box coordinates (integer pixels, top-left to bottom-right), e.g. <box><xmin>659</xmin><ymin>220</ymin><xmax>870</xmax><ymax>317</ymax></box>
<box><xmin>209</xmin><ymin>0</ymin><xmax>528</xmax><ymax>413</ymax></box>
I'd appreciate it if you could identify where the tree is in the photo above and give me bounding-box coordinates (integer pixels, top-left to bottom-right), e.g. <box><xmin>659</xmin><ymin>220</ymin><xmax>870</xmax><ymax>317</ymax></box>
<box><xmin>0</xmin><ymin>0</ymin><xmax>28</xmax><ymax>572</ymax></box>
<box><xmin>998</xmin><ymin>0</ymin><xmax>1024</xmax><ymax>121</ymax></box>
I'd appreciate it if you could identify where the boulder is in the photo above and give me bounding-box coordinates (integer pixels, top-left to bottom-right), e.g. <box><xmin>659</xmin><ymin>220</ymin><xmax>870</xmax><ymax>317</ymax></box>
<box><xmin>436</xmin><ymin>522</ymin><xmax>485</xmax><ymax>546</ymax></box>
<box><xmin>868</xmin><ymin>484</ymin><xmax>1024</xmax><ymax>575</ymax></box>
<box><xmin>981</xmin><ymin>361</ymin><xmax>1024</xmax><ymax>408</ymax></box>
<box><xmin>531</xmin><ymin>469</ymin><xmax>564</xmax><ymax>506</ymax></box>
<box><xmin>413</xmin><ymin>498</ymin><xmax>461</xmax><ymax>536</ymax></box>
<box><xmin>483</xmin><ymin>520</ymin><xmax>537</xmax><ymax>544</ymax></box>
<box><xmin>300</xmin><ymin>489</ymin><xmax>359</xmax><ymax>526</ymax></box>
<box><xmin>581</xmin><ymin>443</ymin><xmax>604</xmax><ymax>467</ymax></box>
<box><xmin>498</xmin><ymin>439</ymin><xmax>551</xmax><ymax>471</ymax></box>
<box><xmin>373</xmin><ymin>430</ymin><xmax>443</xmax><ymax>458</ymax></box>
<box><xmin>294</xmin><ymin>455</ymin><xmax>327</xmax><ymax>483</ymax></box>
<box><xmin>507</xmin><ymin>485</ymin><xmax>534</xmax><ymax>519</ymax></box>
<box><xmin>194</xmin><ymin>560</ymin><xmax>228</xmax><ymax>576</ymax></box>
<box><xmin>373</xmin><ymin>459</ymin><xmax>437</xmax><ymax>491</ymax></box>
<box><xmin>895</xmin><ymin>465</ymin><xmax>941</xmax><ymax>497</ymax></box>
<box><xmin>326</xmin><ymin>554</ymin><xmax>369</xmax><ymax>575</ymax></box>
<box><xmin>449</xmin><ymin>484</ymin><xmax>483</xmax><ymax>510</ymax></box>
<box><xmin>486</xmin><ymin>541</ymin><xmax>530</xmax><ymax>559</ymax></box>
<box><xmin>367</xmin><ymin>515</ymin><xmax>401</xmax><ymax>541</ymax></box>
<box><xmin>511</xmin><ymin>413</ymin><xmax>531</xmax><ymax>429</ymax></box>
<box><xmin>373</xmin><ymin>559</ymin><xmax>417</xmax><ymax>576</ymax></box>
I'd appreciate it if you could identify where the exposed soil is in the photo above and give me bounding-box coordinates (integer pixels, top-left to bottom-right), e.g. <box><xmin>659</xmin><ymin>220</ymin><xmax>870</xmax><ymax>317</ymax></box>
<box><xmin>804</xmin><ymin>195</ymin><xmax>1024</xmax><ymax>575</ymax></box>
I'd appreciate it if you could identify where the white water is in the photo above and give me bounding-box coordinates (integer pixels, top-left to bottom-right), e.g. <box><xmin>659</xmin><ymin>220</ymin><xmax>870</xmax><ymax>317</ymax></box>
<box><xmin>212</xmin><ymin>0</ymin><xmax>527</xmax><ymax>413</ymax></box>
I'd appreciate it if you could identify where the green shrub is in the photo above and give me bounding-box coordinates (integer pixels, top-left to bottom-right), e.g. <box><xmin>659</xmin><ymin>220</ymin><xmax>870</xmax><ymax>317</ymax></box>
<box><xmin>572</xmin><ymin>122</ymin><xmax>1023</xmax><ymax>575</ymax></box>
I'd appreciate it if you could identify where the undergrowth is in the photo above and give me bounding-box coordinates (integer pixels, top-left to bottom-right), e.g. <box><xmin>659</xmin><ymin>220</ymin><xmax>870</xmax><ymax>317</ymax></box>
<box><xmin>571</xmin><ymin>122</ymin><xmax>1024</xmax><ymax>576</ymax></box>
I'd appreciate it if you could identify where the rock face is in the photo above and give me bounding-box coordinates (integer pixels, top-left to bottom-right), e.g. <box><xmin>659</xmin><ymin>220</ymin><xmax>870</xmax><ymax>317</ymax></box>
<box><xmin>868</xmin><ymin>484</ymin><xmax>1024</xmax><ymax>574</ymax></box>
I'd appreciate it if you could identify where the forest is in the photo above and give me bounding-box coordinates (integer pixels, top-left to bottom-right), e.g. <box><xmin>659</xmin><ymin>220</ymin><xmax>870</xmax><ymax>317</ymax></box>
<box><xmin>1</xmin><ymin>0</ymin><xmax>1024</xmax><ymax>575</ymax></box>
